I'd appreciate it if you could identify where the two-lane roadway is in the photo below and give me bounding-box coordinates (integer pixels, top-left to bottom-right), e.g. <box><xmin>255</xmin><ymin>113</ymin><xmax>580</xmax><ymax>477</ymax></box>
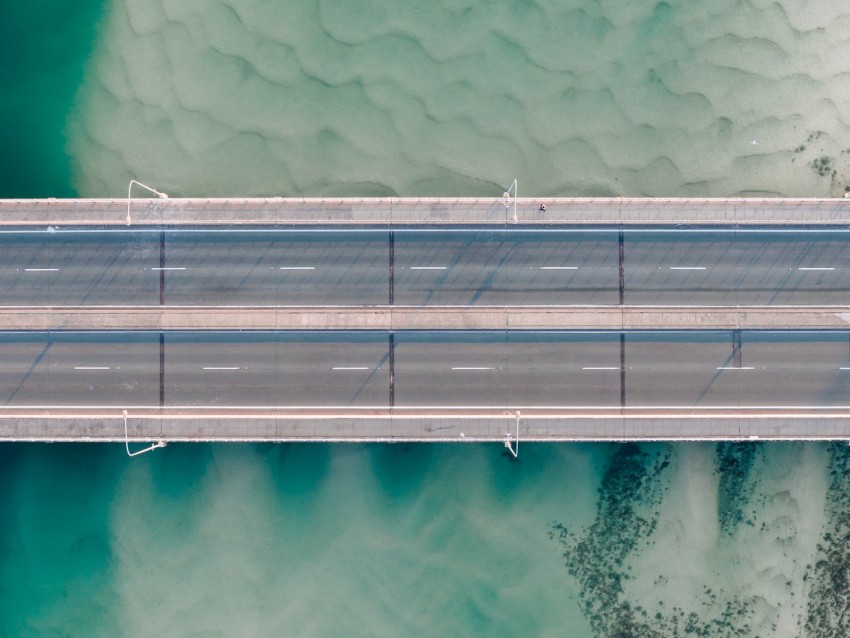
<box><xmin>1</xmin><ymin>330</ymin><xmax>848</xmax><ymax>409</ymax></box>
<box><xmin>0</xmin><ymin>228</ymin><xmax>849</xmax><ymax>306</ymax></box>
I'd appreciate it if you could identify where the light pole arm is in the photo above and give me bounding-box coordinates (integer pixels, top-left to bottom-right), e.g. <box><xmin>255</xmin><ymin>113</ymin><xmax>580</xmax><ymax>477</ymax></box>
<box><xmin>128</xmin><ymin>179</ymin><xmax>168</xmax><ymax>200</ymax></box>
<box><xmin>127</xmin><ymin>180</ymin><xmax>168</xmax><ymax>225</ymax></box>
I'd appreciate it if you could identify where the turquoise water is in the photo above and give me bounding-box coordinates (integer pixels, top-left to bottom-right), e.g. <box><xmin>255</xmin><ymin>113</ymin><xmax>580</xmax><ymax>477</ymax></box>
<box><xmin>0</xmin><ymin>1</ymin><xmax>104</xmax><ymax>198</ymax></box>
<box><xmin>1</xmin><ymin>443</ymin><xmax>603</xmax><ymax>636</ymax></box>
<box><xmin>4</xmin><ymin>441</ymin><xmax>850</xmax><ymax>636</ymax></box>
<box><xmin>4</xmin><ymin>0</ymin><xmax>850</xmax><ymax>635</ymax></box>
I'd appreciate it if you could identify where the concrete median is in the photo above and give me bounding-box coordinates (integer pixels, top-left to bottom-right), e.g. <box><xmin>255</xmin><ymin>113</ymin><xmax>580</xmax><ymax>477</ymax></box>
<box><xmin>1</xmin><ymin>305</ymin><xmax>849</xmax><ymax>331</ymax></box>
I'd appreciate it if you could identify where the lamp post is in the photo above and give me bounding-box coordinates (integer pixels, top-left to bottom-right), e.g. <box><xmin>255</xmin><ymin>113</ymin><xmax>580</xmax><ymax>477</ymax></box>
<box><xmin>503</xmin><ymin>178</ymin><xmax>517</xmax><ymax>223</ymax></box>
<box><xmin>127</xmin><ymin>179</ymin><xmax>168</xmax><ymax>225</ymax></box>
<box><xmin>504</xmin><ymin>410</ymin><xmax>519</xmax><ymax>458</ymax></box>
<box><xmin>123</xmin><ymin>410</ymin><xmax>166</xmax><ymax>457</ymax></box>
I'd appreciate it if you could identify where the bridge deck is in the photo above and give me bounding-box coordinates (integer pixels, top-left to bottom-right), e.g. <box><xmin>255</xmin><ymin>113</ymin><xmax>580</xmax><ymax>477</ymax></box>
<box><xmin>2</xmin><ymin>197</ymin><xmax>850</xmax><ymax>443</ymax></box>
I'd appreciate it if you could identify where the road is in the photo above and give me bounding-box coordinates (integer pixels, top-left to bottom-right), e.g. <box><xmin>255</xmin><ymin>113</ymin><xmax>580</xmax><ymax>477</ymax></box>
<box><xmin>1</xmin><ymin>330</ymin><xmax>848</xmax><ymax>409</ymax></box>
<box><xmin>1</xmin><ymin>228</ymin><xmax>849</xmax><ymax>306</ymax></box>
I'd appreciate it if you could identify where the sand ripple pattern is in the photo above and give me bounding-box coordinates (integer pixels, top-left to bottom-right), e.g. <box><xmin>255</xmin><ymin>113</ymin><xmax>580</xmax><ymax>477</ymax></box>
<box><xmin>68</xmin><ymin>0</ymin><xmax>850</xmax><ymax>197</ymax></box>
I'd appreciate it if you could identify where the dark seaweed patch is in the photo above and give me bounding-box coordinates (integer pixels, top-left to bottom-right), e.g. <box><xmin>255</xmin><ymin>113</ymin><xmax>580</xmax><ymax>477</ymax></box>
<box><xmin>811</xmin><ymin>156</ymin><xmax>833</xmax><ymax>177</ymax></box>
<box><xmin>803</xmin><ymin>443</ymin><xmax>850</xmax><ymax>637</ymax></box>
<box><xmin>551</xmin><ymin>443</ymin><xmax>758</xmax><ymax>637</ymax></box>
<box><xmin>715</xmin><ymin>442</ymin><xmax>761</xmax><ymax>537</ymax></box>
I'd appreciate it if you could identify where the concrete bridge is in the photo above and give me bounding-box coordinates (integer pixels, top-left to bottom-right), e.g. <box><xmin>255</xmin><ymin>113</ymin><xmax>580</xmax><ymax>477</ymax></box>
<box><xmin>2</xmin><ymin>196</ymin><xmax>850</xmax><ymax>446</ymax></box>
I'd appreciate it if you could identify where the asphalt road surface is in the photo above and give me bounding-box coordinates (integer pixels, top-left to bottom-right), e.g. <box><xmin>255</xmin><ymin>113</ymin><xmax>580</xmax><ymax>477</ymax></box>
<box><xmin>1</xmin><ymin>330</ymin><xmax>848</xmax><ymax>408</ymax></box>
<box><xmin>1</xmin><ymin>228</ymin><xmax>849</xmax><ymax>306</ymax></box>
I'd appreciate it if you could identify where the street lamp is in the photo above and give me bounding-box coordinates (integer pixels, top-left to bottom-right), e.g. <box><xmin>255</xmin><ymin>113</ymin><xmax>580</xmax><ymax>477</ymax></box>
<box><xmin>123</xmin><ymin>410</ymin><xmax>166</xmax><ymax>457</ymax></box>
<box><xmin>504</xmin><ymin>410</ymin><xmax>519</xmax><ymax>458</ymax></box>
<box><xmin>127</xmin><ymin>179</ymin><xmax>168</xmax><ymax>225</ymax></box>
<box><xmin>503</xmin><ymin>178</ymin><xmax>517</xmax><ymax>223</ymax></box>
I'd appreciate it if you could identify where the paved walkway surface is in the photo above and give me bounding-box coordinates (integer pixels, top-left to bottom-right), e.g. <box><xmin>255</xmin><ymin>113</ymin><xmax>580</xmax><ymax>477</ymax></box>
<box><xmin>3</xmin><ymin>408</ymin><xmax>849</xmax><ymax>443</ymax></box>
<box><xmin>2</xmin><ymin>197</ymin><xmax>850</xmax><ymax>226</ymax></box>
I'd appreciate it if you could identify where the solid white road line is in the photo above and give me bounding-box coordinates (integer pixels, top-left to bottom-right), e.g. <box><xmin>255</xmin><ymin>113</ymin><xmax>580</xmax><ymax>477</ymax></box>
<box><xmin>409</xmin><ymin>266</ymin><xmax>447</xmax><ymax>270</ymax></box>
<box><xmin>13</xmin><ymin>403</ymin><xmax>850</xmax><ymax>411</ymax></box>
<box><xmin>798</xmin><ymin>267</ymin><xmax>835</xmax><ymax>271</ymax></box>
<box><xmin>539</xmin><ymin>266</ymin><xmax>578</xmax><ymax>270</ymax></box>
<box><xmin>669</xmin><ymin>266</ymin><xmax>707</xmax><ymax>271</ymax></box>
<box><xmin>9</xmin><ymin>228</ymin><xmax>850</xmax><ymax>237</ymax></box>
<box><xmin>279</xmin><ymin>266</ymin><xmax>316</xmax><ymax>270</ymax></box>
<box><xmin>202</xmin><ymin>366</ymin><xmax>242</xmax><ymax>371</ymax></box>
<box><xmin>24</xmin><ymin>268</ymin><xmax>59</xmax><ymax>272</ymax></box>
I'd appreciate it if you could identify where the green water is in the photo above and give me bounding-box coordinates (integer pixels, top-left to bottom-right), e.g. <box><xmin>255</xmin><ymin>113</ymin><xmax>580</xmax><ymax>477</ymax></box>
<box><xmin>4</xmin><ymin>441</ymin><xmax>848</xmax><ymax>636</ymax></box>
<box><xmin>0</xmin><ymin>1</ymin><xmax>104</xmax><ymax>198</ymax></box>
<box><xmin>4</xmin><ymin>0</ymin><xmax>850</xmax><ymax>635</ymax></box>
<box><xmin>0</xmin><ymin>443</ymin><xmax>603</xmax><ymax>636</ymax></box>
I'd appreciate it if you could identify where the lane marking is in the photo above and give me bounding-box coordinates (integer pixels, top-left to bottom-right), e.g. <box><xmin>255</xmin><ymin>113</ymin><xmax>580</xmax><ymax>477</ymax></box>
<box><xmin>669</xmin><ymin>266</ymin><xmax>707</xmax><ymax>271</ymax></box>
<box><xmin>717</xmin><ymin>366</ymin><xmax>755</xmax><ymax>370</ymax></box>
<box><xmin>451</xmin><ymin>366</ymin><xmax>495</xmax><ymax>371</ymax></box>
<box><xmin>840</xmin><ymin>367</ymin><xmax>850</xmax><ymax>371</ymax></box>
<box><xmin>332</xmin><ymin>366</ymin><xmax>370</xmax><ymax>371</ymax></box>
<box><xmin>410</xmin><ymin>266</ymin><xmax>448</xmax><ymax>270</ymax></box>
<box><xmin>798</xmin><ymin>267</ymin><xmax>835</xmax><ymax>271</ymax></box>
<box><xmin>279</xmin><ymin>266</ymin><xmax>316</xmax><ymax>270</ymax></box>
<box><xmin>202</xmin><ymin>366</ymin><xmax>242</xmax><ymax>371</ymax></box>
<box><xmin>149</xmin><ymin>267</ymin><xmax>186</xmax><ymax>271</ymax></box>
<box><xmin>23</xmin><ymin>268</ymin><xmax>59</xmax><ymax>272</ymax></box>
<box><xmin>74</xmin><ymin>366</ymin><xmax>111</xmax><ymax>370</ymax></box>
<box><xmin>539</xmin><ymin>266</ymin><xmax>578</xmax><ymax>270</ymax></box>
<box><xmin>582</xmin><ymin>367</ymin><xmax>619</xmax><ymax>370</ymax></box>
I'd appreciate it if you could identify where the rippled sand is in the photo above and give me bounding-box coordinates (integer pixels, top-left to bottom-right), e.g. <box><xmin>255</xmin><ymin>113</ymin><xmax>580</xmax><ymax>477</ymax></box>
<box><xmin>68</xmin><ymin>0</ymin><xmax>850</xmax><ymax>198</ymax></box>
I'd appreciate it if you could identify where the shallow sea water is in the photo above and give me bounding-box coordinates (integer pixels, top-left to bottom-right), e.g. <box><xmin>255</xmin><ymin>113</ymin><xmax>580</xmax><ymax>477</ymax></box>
<box><xmin>68</xmin><ymin>0</ymin><xmax>850</xmax><ymax>198</ymax></box>
<box><xmin>3</xmin><ymin>0</ymin><xmax>850</xmax><ymax>635</ymax></box>
<box><xmin>4</xmin><ymin>441</ymin><xmax>850</xmax><ymax>636</ymax></box>
<box><xmin>0</xmin><ymin>443</ymin><xmax>605</xmax><ymax>637</ymax></box>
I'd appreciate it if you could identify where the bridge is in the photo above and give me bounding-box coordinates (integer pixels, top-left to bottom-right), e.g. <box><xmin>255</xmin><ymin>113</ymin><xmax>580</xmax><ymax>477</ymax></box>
<box><xmin>2</xmin><ymin>196</ymin><xmax>850</xmax><ymax>445</ymax></box>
